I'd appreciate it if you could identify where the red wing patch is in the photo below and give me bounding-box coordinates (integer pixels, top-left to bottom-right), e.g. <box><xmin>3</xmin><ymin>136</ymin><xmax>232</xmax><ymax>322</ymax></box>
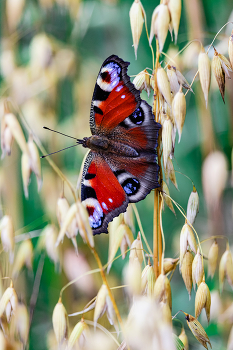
<box><xmin>81</xmin><ymin>152</ymin><xmax>128</xmax><ymax>235</ymax></box>
<box><xmin>90</xmin><ymin>55</ymin><xmax>140</xmax><ymax>134</ymax></box>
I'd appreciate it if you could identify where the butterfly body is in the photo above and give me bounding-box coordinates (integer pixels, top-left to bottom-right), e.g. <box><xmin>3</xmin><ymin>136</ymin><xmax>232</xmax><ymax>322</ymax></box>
<box><xmin>81</xmin><ymin>55</ymin><xmax>161</xmax><ymax>235</ymax></box>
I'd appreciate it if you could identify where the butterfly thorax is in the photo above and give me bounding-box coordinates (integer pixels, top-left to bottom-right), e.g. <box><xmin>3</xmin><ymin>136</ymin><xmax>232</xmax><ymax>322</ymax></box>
<box><xmin>82</xmin><ymin>135</ymin><xmax>139</xmax><ymax>157</ymax></box>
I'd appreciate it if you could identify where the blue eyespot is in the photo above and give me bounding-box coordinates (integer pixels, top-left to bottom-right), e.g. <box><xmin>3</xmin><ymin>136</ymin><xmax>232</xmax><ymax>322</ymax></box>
<box><xmin>129</xmin><ymin>107</ymin><xmax>144</xmax><ymax>125</ymax></box>
<box><xmin>122</xmin><ymin>178</ymin><xmax>140</xmax><ymax>196</ymax></box>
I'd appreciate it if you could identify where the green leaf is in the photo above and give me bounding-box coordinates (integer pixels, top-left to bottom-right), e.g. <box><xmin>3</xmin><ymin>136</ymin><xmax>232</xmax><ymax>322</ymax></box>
<box><xmin>173</xmin><ymin>334</ymin><xmax>185</xmax><ymax>350</ymax></box>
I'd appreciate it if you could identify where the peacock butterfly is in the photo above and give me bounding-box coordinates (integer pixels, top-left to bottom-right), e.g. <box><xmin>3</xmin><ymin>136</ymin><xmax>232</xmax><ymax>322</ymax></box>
<box><xmin>79</xmin><ymin>55</ymin><xmax>161</xmax><ymax>235</ymax></box>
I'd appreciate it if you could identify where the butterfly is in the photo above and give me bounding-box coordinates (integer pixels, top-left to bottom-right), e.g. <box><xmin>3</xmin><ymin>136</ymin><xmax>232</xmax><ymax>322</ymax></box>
<box><xmin>80</xmin><ymin>55</ymin><xmax>161</xmax><ymax>235</ymax></box>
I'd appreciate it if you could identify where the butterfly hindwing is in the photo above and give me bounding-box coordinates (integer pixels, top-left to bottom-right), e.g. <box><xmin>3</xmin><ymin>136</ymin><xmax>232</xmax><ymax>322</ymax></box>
<box><xmin>81</xmin><ymin>152</ymin><xmax>128</xmax><ymax>235</ymax></box>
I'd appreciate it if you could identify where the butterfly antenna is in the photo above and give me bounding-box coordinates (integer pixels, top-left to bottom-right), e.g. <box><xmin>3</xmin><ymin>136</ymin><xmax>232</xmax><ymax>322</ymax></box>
<box><xmin>43</xmin><ymin>126</ymin><xmax>83</xmax><ymax>143</ymax></box>
<box><xmin>41</xmin><ymin>143</ymin><xmax>81</xmax><ymax>158</ymax></box>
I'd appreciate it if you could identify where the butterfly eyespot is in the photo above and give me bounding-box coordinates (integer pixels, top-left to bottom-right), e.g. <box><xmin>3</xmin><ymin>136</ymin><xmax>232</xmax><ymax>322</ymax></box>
<box><xmin>100</xmin><ymin>71</ymin><xmax>111</xmax><ymax>83</ymax></box>
<box><xmin>129</xmin><ymin>107</ymin><xmax>144</xmax><ymax>125</ymax></box>
<box><xmin>122</xmin><ymin>178</ymin><xmax>140</xmax><ymax>196</ymax></box>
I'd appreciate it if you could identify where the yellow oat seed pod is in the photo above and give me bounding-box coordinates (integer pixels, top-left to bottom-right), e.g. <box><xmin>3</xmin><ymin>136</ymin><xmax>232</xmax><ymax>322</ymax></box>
<box><xmin>229</xmin><ymin>30</ymin><xmax>233</xmax><ymax>70</ymax></box>
<box><xmin>184</xmin><ymin>313</ymin><xmax>212</xmax><ymax>349</ymax></box>
<box><xmin>0</xmin><ymin>281</ymin><xmax>18</xmax><ymax>320</ymax></box>
<box><xmin>181</xmin><ymin>250</ymin><xmax>194</xmax><ymax>299</ymax></box>
<box><xmin>129</xmin><ymin>0</ymin><xmax>145</xmax><ymax>59</ymax></box>
<box><xmin>1</xmin><ymin>115</ymin><xmax>13</xmax><ymax>159</ymax></box>
<box><xmin>198</xmin><ymin>46</ymin><xmax>211</xmax><ymax>108</ymax></box>
<box><xmin>162</xmin><ymin>180</ymin><xmax>175</xmax><ymax>214</ymax></box>
<box><xmin>168</xmin><ymin>0</ymin><xmax>181</xmax><ymax>44</ymax></box>
<box><xmin>76</xmin><ymin>201</ymin><xmax>94</xmax><ymax>248</ymax></box>
<box><xmin>142</xmin><ymin>263</ymin><xmax>155</xmax><ymax>297</ymax></box>
<box><xmin>157</xmin><ymin>67</ymin><xmax>172</xmax><ymax>106</ymax></box>
<box><xmin>94</xmin><ymin>284</ymin><xmax>108</xmax><ymax>326</ymax></box>
<box><xmin>0</xmin><ymin>215</ymin><xmax>15</xmax><ymax>263</ymax></box>
<box><xmin>180</xmin><ymin>223</ymin><xmax>197</xmax><ymax>266</ymax></box>
<box><xmin>202</xmin><ymin>151</ymin><xmax>228</xmax><ymax>214</ymax></box>
<box><xmin>219</xmin><ymin>243</ymin><xmax>233</xmax><ymax>292</ymax></box>
<box><xmin>15</xmin><ymin>302</ymin><xmax>29</xmax><ymax>345</ymax></box>
<box><xmin>187</xmin><ymin>186</ymin><xmax>199</xmax><ymax>226</ymax></box>
<box><xmin>208</xmin><ymin>240</ymin><xmax>218</xmax><ymax>278</ymax></box>
<box><xmin>52</xmin><ymin>297</ymin><xmax>68</xmax><ymax>346</ymax></box>
<box><xmin>179</xmin><ymin>327</ymin><xmax>189</xmax><ymax>350</ymax></box>
<box><xmin>154</xmin><ymin>273</ymin><xmax>172</xmax><ymax>310</ymax></box>
<box><xmin>192</xmin><ymin>249</ymin><xmax>204</xmax><ymax>290</ymax></box>
<box><xmin>125</xmin><ymin>257</ymin><xmax>142</xmax><ymax>296</ymax></box>
<box><xmin>167</xmin><ymin>65</ymin><xmax>180</xmax><ymax>95</ymax></box>
<box><xmin>162</xmin><ymin>117</ymin><xmax>173</xmax><ymax>168</ymax></box>
<box><xmin>28</xmin><ymin>134</ymin><xmax>42</xmax><ymax>191</ymax></box>
<box><xmin>163</xmin><ymin>257</ymin><xmax>179</xmax><ymax>274</ymax></box>
<box><xmin>164</xmin><ymin>157</ymin><xmax>178</xmax><ymax>189</ymax></box>
<box><xmin>195</xmin><ymin>281</ymin><xmax>211</xmax><ymax>323</ymax></box>
<box><xmin>212</xmin><ymin>49</ymin><xmax>226</xmax><ymax>102</ymax></box>
<box><xmin>107</xmin><ymin>223</ymin><xmax>133</xmax><ymax>273</ymax></box>
<box><xmin>6</xmin><ymin>0</ymin><xmax>25</xmax><ymax>32</ymax></box>
<box><xmin>149</xmin><ymin>4</ymin><xmax>170</xmax><ymax>52</ymax></box>
<box><xmin>133</xmin><ymin>69</ymin><xmax>151</xmax><ymax>96</ymax></box>
<box><xmin>67</xmin><ymin>318</ymin><xmax>89</xmax><ymax>350</ymax></box>
<box><xmin>159</xmin><ymin>300</ymin><xmax>172</xmax><ymax>325</ymax></box>
<box><xmin>21</xmin><ymin>152</ymin><xmax>31</xmax><ymax>198</ymax></box>
<box><xmin>129</xmin><ymin>232</ymin><xmax>143</xmax><ymax>265</ymax></box>
<box><xmin>4</xmin><ymin>113</ymin><xmax>28</xmax><ymax>154</ymax></box>
<box><xmin>172</xmin><ymin>86</ymin><xmax>186</xmax><ymax>143</ymax></box>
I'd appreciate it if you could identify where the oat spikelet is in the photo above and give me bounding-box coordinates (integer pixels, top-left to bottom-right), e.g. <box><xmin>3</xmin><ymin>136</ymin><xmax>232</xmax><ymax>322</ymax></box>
<box><xmin>133</xmin><ymin>69</ymin><xmax>151</xmax><ymax>96</ymax></box>
<box><xmin>107</xmin><ymin>223</ymin><xmax>133</xmax><ymax>273</ymax></box>
<box><xmin>141</xmin><ymin>262</ymin><xmax>155</xmax><ymax>297</ymax></box>
<box><xmin>163</xmin><ymin>257</ymin><xmax>179</xmax><ymax>274</ymax></box>
<box><xmin>184</xmin><ymin>313</ymin><xmax>212</xmax><ymax>349</ymax></box>
<box><xmin>0</xmin><ymin>281</ymin><xmax>18</xmax><ymax>321</ymax></box>
<box><xmin>162</xmin><ymin>180</ymin><xmax>175</xmax><ymax>214</ymax></box>
<box><xmin>154</xmin><ymin>273</ymin><xmax>172</xmax><ymax>310</ymax></box>
<box><xmin>129</xmin><ymin>0</ymin><xmax>145</xmax><ymax>59</ymax></box>
<box><xmin>198</xmin><ymin>46</ymin><xmax>211</xmax><ymax>108</ymax></box>
<box><xmin>181</xmin><ymin>250</ymin><xmax>193</xmax><ymax>299</ymax></box>
<box><xmin>164</xmin><ymin>157</ymin><xmax>178</xmax><ymax>189</ymax></box>
<box><xmin>208</xmin><ymin>240</ymin><xmax>218</xmax><ymax>278</ymax></box>
<box><xmin>0</xmin><ymin>215</ymin><xmax>15</xmax><ymax>263</ymax></box>
<box><xmin>179</xmin><ymin>327</ymin><xmax>189</xmax><ymax>350</ymax></box>
<box><xmin>192</xmin><ymin>249</ymin><xmax>204</xmax><ymax>290</ymax></box>
<box><xmin>157</xmin><ymin>67</ymin><xmax>172</xmax><ymax>106</ymax></box>
<box><xmin>149</xmin><ymin>4</ymin><xmax>170</xmax><ymax>52</ymax></box>
<box><xmin>52</xmin><ymin>297</ymin><xmax>68</xmax><ymax>346</ymax></box>
<box><xmin>168</xmin><ymin>0</ymin><xmax>181</xmax><ymax>44</ymax></box>
<box><xmin>129</xmin><ymin>232</ymin><xmax>143</xmax><ymax>265</ymax></box>
<box><xmin>162</xmin><ymin>117</ymin><xmax>173</xmax><ymax>168</ymax></box>
<box><xmin>187</xmin><ymin>186</ymin><xmax>199</xmax><ymax>226</ymax></box>
<box><xmin>212</xmin><ymin>49</ymin><xmax>225</xmax><ymax>102</ymax></box>
<box><xmin>67</xmin><ymin>319</ymin><xmax>89</xmax><ymax>350</ymax></box>
<box><xmin>195</xmin><ymin>281</ymin><xmax>211</xmax><ymax>323</ymax></box>
<box><xmin>219</xmin><ymin>243</ymin><xmax>233</xmax><ymax>292</ymax></box>
<box><xmin>4</xmin><ymin>113</ymin><xmax>28</xmax><ymax>154</ymax></box>
<box><xmin>172</xmin><ymin>86</ymin><xmax>186</xmax><ymax>143</ymax></box>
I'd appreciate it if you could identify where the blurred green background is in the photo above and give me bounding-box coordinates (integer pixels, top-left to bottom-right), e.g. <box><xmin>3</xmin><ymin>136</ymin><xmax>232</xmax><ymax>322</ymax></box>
<box><xmin>0</xmin><ymin>0</ymin><xmax>233</xmax><ymax>349</ymax></box>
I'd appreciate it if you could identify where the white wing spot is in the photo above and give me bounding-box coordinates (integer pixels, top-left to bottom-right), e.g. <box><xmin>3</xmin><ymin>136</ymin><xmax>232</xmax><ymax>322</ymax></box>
<box><xmin>102</xmin><ymin>202</ymin><xmax>108</xmax><ymax>210</ymax></box>
<box><xmin>108</xmin><ymin>198</ymin><xmax>113</xmax><ymax>203</ymax></box>
<box><xmin>121</xmin><ymin>95</ymin><xmax>126</xmax><ymax>99</ymax></box>
<box><xmin>116</xmin><ymin>85</ymin><xmax>123</xmax><ymax>92</ymax></box>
